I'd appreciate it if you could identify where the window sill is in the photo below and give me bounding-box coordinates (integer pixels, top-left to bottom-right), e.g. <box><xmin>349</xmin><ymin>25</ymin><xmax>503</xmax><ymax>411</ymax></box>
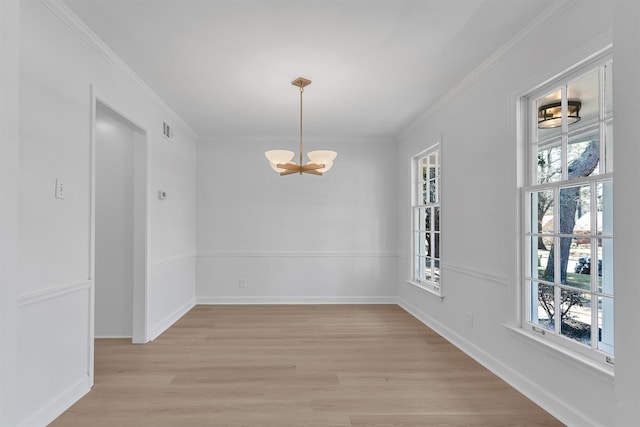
<box><xmin>503</xmin><ymin>324</ymin><xmax>614</xmax><ymax>379</ymax></box>
<box><xmin>406</xmin><ymin>280</ymin><xmax>444</xmax><ymax>301</ymax></box>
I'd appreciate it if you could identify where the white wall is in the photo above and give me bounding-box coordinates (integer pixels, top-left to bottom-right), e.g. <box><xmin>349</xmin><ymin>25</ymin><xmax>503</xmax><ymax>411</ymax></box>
<box><xmin>6</xmin><ymin>1</ymin><xmax>197</xmax><ymax>424</ymax></box>
<box><xmin>196</xmin><ymin>137</ymin><xmax>397</xmax><ymax>303</ymax></box>
<box><xmin>0</xmin><ymin>1</ymin><xmax>21</xmax><ymax>426</ymax></box>
<box><xmin>95</xmin><ymin>103</ymin><xmax>135</xmax><ymax>338</ymax></box>
<box><xmin>612</xmin><ymin>2</ymin><xmax>640</xmax><ymax>425</ymax></box>
<box><xmin>395</xmin><ymin>2</ymin><xmax>627</xmax><ymax>426</ymax></box>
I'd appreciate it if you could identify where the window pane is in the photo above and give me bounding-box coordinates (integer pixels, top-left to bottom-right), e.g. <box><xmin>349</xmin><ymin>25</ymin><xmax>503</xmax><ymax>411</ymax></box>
<box><xmin>597</xmin><ymin>180</ymin><xmax>613</xmax><ymax>236</ymax></box>
<box><xmin>421</xmin><ymin>183</ymin><xmax>427</xmax><ymax>204</ymax></box>
<box><xmin>530</xmin><ymin>190</ymin><xmax>554</xmax><ymax>234</ymax></box>
<box><xmin>415</xmin><ymin>256</ymin><xmax>423</xmax><ymax>281</ymax></box>
<box><xmin>416</xmin><ymin>230</ymin><xmax>425</xmax><ymax>257</ymax></box>
<box><xmin>564</xmin><ymin>237</ymin><xmax>591</xmax><ymax>291</ymax></box>
<box><xmin>531</xmin><ymin>282</ymin><xmax>555</xmax><ymax>331</ymax></box>
<box><xmin>421</xmin><ymin>207</ymin><xmax>431</xmax><ymax>232</ymax></box>
<box><xmin>598</xmin><ymin>296</ymin><xmax>614</xmax><ymax>355</ymax></box>
<box><xmin>424</xmin><ymin>258</ymin><xmax>432</xmax><ymax>282</ymax></box>
<box><xmin>536</xmin><ymin>89</ymin><xmax>562</xmax><ymax>141</ymax></box>
<box><xmin>531</xmin><ymin>236</ymin><xmax>553</xmax><ymax>281</ymax></box>
<box><xmin>434</xmin><ymin>260</ymin><xmax>441</xmax><ymax>284</ymax></box>
<box><xmin>568</xmin><ymin>129</ymin><xmax>600</xmax><ymax>178</ymax></box>
<box><xmin>604</xmin><ymin>63</ymin><xmax>613</xmax><ymax>117</ymax></box>
<box><xmin>605</xmin><ymin>120</ymin><xmax>613</xmax><ymax>173</ymax></box>
<box><xmin>429</xmin><ymin>179</ymin><xmax>436</xmax><ymax>203</ymax></box>
<box><xmin>424</xmin><ymin>232</ymin><xmax>430</xmax><ymax>257</ymax></box>
<box><xmin>567</xmin><ymin>70</ymin><xmax>599</xmax><ymax>126</ymax></box>
<box><xmin>559</xmin><ymin>185</ymin><xmax>590</xmax><ymax>235</ymax></box>
<box><xmin>598</xmin><ymin>238</ymin><xmax>613</xmax><ymax>295</ymax></box>
<box><xmin>429</xmin><ymin>153</ymin><xmax>438</xmax><ymax>179</ymax></box>
<box><xmin>537</xmin><ymin>144</ymin><xmax>561</xmax><ymax>184</ymax></box>
<box><xmin>419</xmin><ymin>157</ymin><xmax>428</xmax><ymax>181</ymax></box>
<box><xmin>433</xmin><ymin>232</ymin><xmax>440</xmax><ymax>259</ymax></box>
<box><xmin>560</xmin><ymin>290</ymin><xmax>591</xmax><ymax>347</ymax></box>
<box><xmin>434</xmin><ymin>206</ymin><xmax>440</xmax><ymax>231</ymax></box>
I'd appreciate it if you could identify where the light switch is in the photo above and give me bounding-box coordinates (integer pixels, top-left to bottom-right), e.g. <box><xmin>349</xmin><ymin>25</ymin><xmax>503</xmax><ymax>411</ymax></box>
<box><xmin>55</xmin><ymin>179</ymin><xmax>64</xmax><ymax>199</ymax></box>
<box><xmin>158</xmin><ymin>190</ymin><xmax>167</xmax><ymax>200</ymax></box>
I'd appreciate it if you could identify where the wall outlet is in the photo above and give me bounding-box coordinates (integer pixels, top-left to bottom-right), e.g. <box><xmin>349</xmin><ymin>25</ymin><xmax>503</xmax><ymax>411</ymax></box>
<box><xmin>466</xmin><ymin>312</ymin><xmax>474</xmax><ymax>328</ymax></box>
<box><xmin>55</xmin><ymin>179</ymin><xmax>64</xmax><ymax>199</ymax></box>
<box><xmin>239</xmin><ymin>279</ymin><xmax>247</xmax><ymax>289</ymax></box>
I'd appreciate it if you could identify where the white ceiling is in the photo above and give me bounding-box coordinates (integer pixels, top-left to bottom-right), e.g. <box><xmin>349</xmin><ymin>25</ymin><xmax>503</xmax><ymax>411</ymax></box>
<box><xmin>63</xmin><ymin>0</ymin><xmax>552</xmax><ymax>140</ymax></box>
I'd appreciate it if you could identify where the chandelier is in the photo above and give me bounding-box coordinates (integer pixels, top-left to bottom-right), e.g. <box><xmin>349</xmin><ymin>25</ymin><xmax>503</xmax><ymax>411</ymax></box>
<box><xmin>265</xmin><ymin>77</ymin><xmax>337</xmax><ymax>176</ymax></box>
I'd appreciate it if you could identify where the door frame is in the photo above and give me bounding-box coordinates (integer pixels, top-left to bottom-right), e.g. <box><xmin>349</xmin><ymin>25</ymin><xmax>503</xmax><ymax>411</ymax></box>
<box><xmin>90</xmin><ymin>87</ymin><xmax>149</xmax><ymax>385</ymax></box>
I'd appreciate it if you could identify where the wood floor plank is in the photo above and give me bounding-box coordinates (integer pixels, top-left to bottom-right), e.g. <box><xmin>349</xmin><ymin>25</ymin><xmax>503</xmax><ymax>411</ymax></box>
<box><xmin>50</xmin><ymin>305</ymin><xmax>563</xmax><ymax>426</ymax></box>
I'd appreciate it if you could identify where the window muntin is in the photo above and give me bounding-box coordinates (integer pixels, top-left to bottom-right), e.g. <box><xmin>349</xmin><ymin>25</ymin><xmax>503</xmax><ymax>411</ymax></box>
<box><xmin>523</xmin><ymin>57</ymin><xmax>613</xmax><ymax>362</ymax></box>
<box><xmin>413</xmin><ymin>148</ymin><xmax>441</xmax><ymax>294</ymax></box>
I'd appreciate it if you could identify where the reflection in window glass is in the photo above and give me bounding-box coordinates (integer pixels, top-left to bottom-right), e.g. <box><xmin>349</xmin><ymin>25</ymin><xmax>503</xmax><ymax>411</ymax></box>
<box><xmin>536</xmin><ymin>89</ymin><xmax>562</xmax><ymax>142</ymax></box>
<box><xmin>568</xmin><ymin>70</ymin><xmax>599</xmax><ymax>125</ymax></box>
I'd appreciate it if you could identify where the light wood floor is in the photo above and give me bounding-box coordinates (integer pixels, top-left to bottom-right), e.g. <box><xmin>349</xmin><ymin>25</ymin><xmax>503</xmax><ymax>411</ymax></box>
<box><xmin>51</xmin><ymin>305</ymin><xmax>563</xmax><ymax>426</ymax></box>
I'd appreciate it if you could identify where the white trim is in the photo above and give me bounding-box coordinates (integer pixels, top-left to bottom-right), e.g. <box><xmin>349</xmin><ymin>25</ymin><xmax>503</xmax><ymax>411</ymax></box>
<box><xmin>92</xmin><ymin>96</ymin><xmax>150</xmax><ymax>345</ymax></box>
<box><xmin>16</xmin><ymin>280</ymin><xmax>91</xmax><ymax>308</ymax></box>
<box><xmin>441</xmin><ymin>263</ymin><xmax>509</xmax><ymax>287</ymax></box>
<box><xmin>398</xmin><ymin>296</ymin><xmax>600</xmax><ymax>427</ymax></box>
<box><xmin>88</xmin><ymin>85</ymin><xmax>96</xmax><ymax>386</ymax></box>
<box><xmin>519</xmin><ymin>51</ymin><xmax>615</xmax><ymax>358</ymax></box>
<box><xmin>94</xmin><ymin>335</ymin><xmax>132</xmax><ymax>339</ymax></box>
<box><xmin>197</xmin><ymin>296</ymin><xmax>398</xmax><ymax>305</ymax></box>
<box><xmin>517</xmin><ymin>36</ymin><xmax>613</xmax><ymax>106</ymax></box>
<box><xmin>17</xmin><ymin>376</ymin><xmax>90</xmax><ymax>427</ymax></box>
<box><xmin>410</xmin><ymin>143</ymin><xmax>442</xmax><ymax>293</ymax></box>
<box><xmin>396</xmin><ymin>0</ymin><xmax>577</xmax><ymax>141</ymax></box>
<box><xmin>196</xmin><ymin>251</ymin><xmax>397</xmax><ymax>258</ymax></box>
<box><xmin>503</xmin><ymin>324</ymin><xmax>614</xmax><ymax>378</ymax></box>
<box><xmin>40</xmin><ymin>0</ymin><xmax>197</xmax><ymax>139</ymax></box>
<box><xmin>148</xmin><ymin>298</ymin><xmax>195</xmax><ymax>341</ymax></box>
<box><xmin>405</xmin><ymin>280</ymin><xmax>444</xmax><ymax>300</ymax></box>
<box><xmin>150</xmin><ymin>252</ymin><xmax>196</xmax><ymax>268</ymax></box>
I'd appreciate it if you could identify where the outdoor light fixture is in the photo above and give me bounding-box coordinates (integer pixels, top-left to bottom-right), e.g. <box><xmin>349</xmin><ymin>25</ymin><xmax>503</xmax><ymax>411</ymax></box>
<box><xmin>265</xmin><ymin>77</ymin><xmax>337</xmax><ymax>176</ymax></box>
<box><xmin>538</xmin><ymin>100</ymin><xmax>582</xmax><ymax>129</ymax></box>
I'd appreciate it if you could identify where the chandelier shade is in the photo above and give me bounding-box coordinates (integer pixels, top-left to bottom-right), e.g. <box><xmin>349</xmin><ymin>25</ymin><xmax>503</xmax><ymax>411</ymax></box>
<box><xmin>265</xmin><ymin>150</ymin><xmax>295</xmax><ymax>164</ymax></box>
<box><xmin>265</xmin><ymin>77</ymin><xmax>337</xmax><ymax>176</ymax></box>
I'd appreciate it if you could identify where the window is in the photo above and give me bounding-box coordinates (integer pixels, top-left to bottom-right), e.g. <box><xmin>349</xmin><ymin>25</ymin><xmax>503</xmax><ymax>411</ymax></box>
<box><xmin>412</xmin><ymin>146</ymin><xmax>441</xmax><ymax>295</ymax></box>
<box><xmin>522</xmin><ymin>53</ymin><xmax>613</xmax><ymax>364</ymax></box>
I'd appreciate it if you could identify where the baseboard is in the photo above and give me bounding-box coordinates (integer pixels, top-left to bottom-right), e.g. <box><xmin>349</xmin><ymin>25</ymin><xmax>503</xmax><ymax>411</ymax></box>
<box><xmin>397</xmin><ymin>297</ymin><xmax>595</xmax><ymax>427</ymax></box>
<box><xmin>197</xmin><ymin>296</ymin><xmax>398</xmax><ymax>305</ymax></box>
<box><xmin>19</xmin><ymin>375</ymin><xmax>90</xmax><ymax>427</ymax></box>
<box><xmin>94</xmin><ymin>335</ymin><xmax>132</xmax><ymax>339</ymax></box>
<box><xmin>148</xmin><ymin>298</ymin><xmax>195</xmax><ymax>341</ymax></box>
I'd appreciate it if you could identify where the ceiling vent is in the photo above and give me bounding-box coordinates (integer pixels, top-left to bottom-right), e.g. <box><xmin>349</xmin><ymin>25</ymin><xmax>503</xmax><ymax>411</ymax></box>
<box><xmin>162</xmin><ymin>121</ymin><xmax>173</xmax><ymax>140</ymax></box>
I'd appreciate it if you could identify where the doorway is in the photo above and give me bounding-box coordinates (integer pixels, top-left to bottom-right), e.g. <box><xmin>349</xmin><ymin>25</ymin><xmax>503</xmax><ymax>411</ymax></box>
<box><xmin>93</xmin><ymin>100</ymin><xmax>147</xmax><ymax>344</ymax></box>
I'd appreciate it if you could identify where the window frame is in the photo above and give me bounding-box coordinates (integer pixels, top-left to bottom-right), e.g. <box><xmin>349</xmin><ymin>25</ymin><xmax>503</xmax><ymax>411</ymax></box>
<box><xmin>410</xmin><ymin>143</ymin><xmax>442</xmax><ymax>297</ymax></box>
<box><xmin>520</xmin><ymin>51</ymin><xmax>614</xmax><ymax>367</ymax></box>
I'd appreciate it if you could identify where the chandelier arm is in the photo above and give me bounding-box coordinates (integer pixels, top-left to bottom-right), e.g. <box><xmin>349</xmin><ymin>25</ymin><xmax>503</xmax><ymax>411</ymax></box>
<box><xmin>277</xmin><ymin>163</ymin><xmax>302</xmax><ymax>171</ymax></box>
<box><xmin>300</xmin><ymin>163</ymin><xmax>324</xmax><ymax>171</ymax></box>
<box><xmin>304</xmin><ymin>169</ymin><xmax>323</xmax><ymax>176</ymax></box>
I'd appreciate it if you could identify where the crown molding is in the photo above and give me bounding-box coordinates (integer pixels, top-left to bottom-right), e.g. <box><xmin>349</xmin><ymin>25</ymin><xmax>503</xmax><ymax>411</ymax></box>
<box><xmin>395</xmin><ymin>0</ymin><xmax>577</xmax><ymax>142</ymax></box>
<box><xmin>40</xmin><ymin>0</ymin><xmax>198</xmax><ymax>140</ymax></box>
